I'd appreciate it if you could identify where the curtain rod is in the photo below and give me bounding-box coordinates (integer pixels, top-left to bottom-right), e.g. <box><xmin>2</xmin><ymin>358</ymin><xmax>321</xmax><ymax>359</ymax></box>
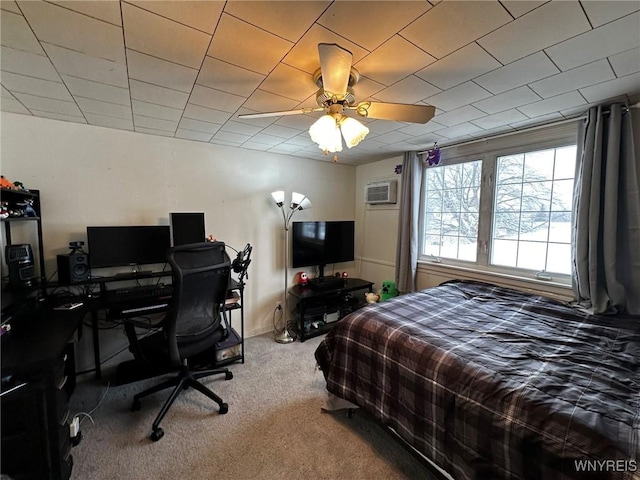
<box><xmin>418</xmin><ymin>102</ymin><xmax>639</xmax><ymax>154</ymax></box>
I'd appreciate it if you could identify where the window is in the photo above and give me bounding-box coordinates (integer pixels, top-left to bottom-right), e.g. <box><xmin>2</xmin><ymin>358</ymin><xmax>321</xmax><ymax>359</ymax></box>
<box><xmin>419</xmin><ymin>138</ymin><xmax>577</xmax><ymax>283</ymax></box>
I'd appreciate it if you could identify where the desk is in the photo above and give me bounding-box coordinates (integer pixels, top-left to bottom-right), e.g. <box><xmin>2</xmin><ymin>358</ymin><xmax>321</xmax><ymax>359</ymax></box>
<box><xmin>1</xmin><ymin>305</ymin><xmax>84</xmax><ymax>480</ymax></box>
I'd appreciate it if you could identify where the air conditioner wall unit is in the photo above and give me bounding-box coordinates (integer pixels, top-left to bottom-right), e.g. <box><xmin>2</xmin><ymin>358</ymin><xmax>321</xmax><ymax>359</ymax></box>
<box><xmin>365</xmin><ymin>180</ymin><xmax>398</xmax><ymax>204</ymax></box>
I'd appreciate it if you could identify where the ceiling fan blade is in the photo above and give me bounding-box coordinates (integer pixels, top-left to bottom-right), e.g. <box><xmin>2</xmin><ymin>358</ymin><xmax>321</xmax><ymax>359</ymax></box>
<box><xmin>352</xmin><ymin>102</ymin><xmax>436</xmax><ymax>124</ymax></box>
<box><xmin>238</xmin><ymin>107</ymin><xmax>324</xmax><ymax>119</ymax></box>
<box><xmin>318</xmin><ymin>43</ymin><xmax>353</xmax><ymax>98</ymax></box>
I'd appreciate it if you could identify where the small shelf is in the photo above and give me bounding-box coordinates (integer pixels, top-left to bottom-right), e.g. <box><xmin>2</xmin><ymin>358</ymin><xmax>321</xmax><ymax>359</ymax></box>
<box><xmin>1</xmin><ymin>216</ymin><xmax>41</xmax><ymax>222</ymax></box>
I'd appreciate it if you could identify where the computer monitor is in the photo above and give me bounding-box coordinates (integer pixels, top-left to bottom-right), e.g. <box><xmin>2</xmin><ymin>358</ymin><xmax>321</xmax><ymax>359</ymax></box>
<box><xmin>86</xmin><ymin>226</ymin><xmax>171</xmax><ymax>269</ymax></box>
<box><xmin>170</xmin><ymin>212</ymin><xmax>206</xmax><ymax>246</ymax></box>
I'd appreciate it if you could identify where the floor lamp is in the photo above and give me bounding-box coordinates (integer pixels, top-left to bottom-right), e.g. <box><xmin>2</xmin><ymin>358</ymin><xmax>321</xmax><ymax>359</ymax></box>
<box><xmin>271</xmin><ymin>190</ymin><xmax>312</xmax><ymax>344</ymax></box>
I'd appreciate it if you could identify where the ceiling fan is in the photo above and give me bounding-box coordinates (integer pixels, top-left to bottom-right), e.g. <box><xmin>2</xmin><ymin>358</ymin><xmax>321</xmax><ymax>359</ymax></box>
<box><xmin>238</xmin><ymin>43</ymin><xmax>436</xmax><ymax>159</ymax></box>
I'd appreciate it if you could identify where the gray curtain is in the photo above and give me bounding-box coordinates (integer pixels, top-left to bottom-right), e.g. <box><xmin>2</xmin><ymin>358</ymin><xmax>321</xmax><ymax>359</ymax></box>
<box><xmin>395</xmin><ymin>151</ymin><xmax>423</xmax><ymax>293</ymax></box>
<box><xmin>572</xmin><ymin>104</ymin><xmax>640</xmax><ymax>314</ymax></box>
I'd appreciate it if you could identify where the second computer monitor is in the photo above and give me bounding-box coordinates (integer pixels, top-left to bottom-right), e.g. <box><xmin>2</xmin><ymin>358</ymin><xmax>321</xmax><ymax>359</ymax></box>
<box><xmin>170</xmin><ymin>212</ymin><xmax>206</xmax><ymax>246</ymax></box>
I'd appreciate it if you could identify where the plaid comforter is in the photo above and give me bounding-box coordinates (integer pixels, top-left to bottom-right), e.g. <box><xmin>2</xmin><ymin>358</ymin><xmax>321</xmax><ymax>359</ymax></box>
<box><xmin>315</xmin><ymin>280</ymin><xmax>640</xmax><ymax>480</ymax></box>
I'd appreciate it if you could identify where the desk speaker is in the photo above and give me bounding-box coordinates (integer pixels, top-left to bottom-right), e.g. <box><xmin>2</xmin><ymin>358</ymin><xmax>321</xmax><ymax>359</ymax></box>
<box><xmin>57</xmin><ymin>253</ymin><xmax>89</xmax><ymax>284</ymax></box>
<box><xmin>5</xmin><ymin>244</ymin><xmax>36</xmax><ymax>288</ymax></box>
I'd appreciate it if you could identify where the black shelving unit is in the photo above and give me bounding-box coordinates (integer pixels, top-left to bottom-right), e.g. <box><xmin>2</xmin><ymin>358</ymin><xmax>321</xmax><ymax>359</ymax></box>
<box><xmin>289</xmin><ymin>278</ymin><xmax>374</xmax><ymax>341</ymax></box>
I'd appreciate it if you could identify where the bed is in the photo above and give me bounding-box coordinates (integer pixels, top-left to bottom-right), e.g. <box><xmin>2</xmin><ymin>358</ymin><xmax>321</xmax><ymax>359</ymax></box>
<box><xmin>315</xmin><ymin>280</ymin><xmax>640</xmax><ymax>480</ymax></box>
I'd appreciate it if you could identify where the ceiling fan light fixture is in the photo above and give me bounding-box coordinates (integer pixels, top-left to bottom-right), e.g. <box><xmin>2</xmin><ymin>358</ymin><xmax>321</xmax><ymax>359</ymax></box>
<box><xmin>339</xmin><ymin>116</ymin><xmax>369</xmax><ymax>148</ymax></box>
<box><xmin>309</xmin><ymin>114</ymin><xmax>343</xmax><ymax>153</ymax></box>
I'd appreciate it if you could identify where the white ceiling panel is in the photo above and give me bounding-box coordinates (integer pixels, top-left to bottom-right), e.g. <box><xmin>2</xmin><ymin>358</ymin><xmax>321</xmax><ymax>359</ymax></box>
<box><xmin>19</xmin><ymin>1</ymin><xmax>125</xmax><ymax>63</ymax></box>
<box><xmin>128</xmin><ymin>1</ymin><xmax>223</xmax><ymax>34</ymax></box>
<box><xmin>416</xmin><ymin>43</ymin><xmax>502</xmax><ymax>90</ymax></box>
<box><xmin>475</xmin><ymin>52</ymin><xmax>559</xmax><ymax>95</ymax></box>
<box><xmin>208</xmin><ymin>14</ymin><xmax>293</xmax><ymax>75</ymax></box>
<box><xmin>545</xmin><ymin>12</ymin><xmax>640</xmax><ymax>71</ymax></box>
<box><xmin>317</xmin><ymin>1</ymin><xmax>431</xmax><ymax>51</ymax></box>
<box><xmin>529</xmin><ymin>59</ymin><xmax>615</xmax><ymax>99</ymax></box>
<box><xmin>2</xmin><ymin>1</ymin><xmax>638</xmax><ymax>165</ymax></box>
<box><xmin>122</xmin><ymin>3</ymin><xmax>211</xmax><ymax>69</ymax></box>
<box><xmin>63</xmin><ymin>75</ymin><xmax>131</xmax><ymax>106</ymax></box>
<box><xmin>43</xmin><ymin>43</ymin><xmax>128</xmax><ymax>88</ymax></box>
<box><xmin>478</xmin><ymin>1</ymin><xmax>590</xmax><ymax>65</ymax></box>
<box><xmin>400</xmin><ymin>1</ymin><xmax>512</xmax><ymax>59</ymax></box>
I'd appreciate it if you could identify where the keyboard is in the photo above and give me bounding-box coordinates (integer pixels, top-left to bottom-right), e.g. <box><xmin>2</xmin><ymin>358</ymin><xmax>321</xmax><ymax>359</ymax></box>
<box><xmin>105</xmin><ymin>284</ymin><xmax>173</xmax><ymax>304</ymax></box>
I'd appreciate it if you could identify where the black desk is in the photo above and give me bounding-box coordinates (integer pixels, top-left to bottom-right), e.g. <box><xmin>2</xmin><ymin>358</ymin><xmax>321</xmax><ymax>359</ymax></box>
<box><xmin>1</xmin><ymin>305</ymin><xmax>84</xmax><ymax>480</ymax></box>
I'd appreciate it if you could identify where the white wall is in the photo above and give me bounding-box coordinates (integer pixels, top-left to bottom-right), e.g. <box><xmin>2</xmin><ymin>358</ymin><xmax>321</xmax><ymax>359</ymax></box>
<box><xmin>1</xmin><ymin>113</ymin><xmax>356</xmax><ymax>371</ymax></box>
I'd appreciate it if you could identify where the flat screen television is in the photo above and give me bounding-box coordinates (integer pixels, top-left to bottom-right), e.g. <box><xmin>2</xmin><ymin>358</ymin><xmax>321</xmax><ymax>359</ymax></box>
<box><xmin>86</xmin><ymin>225</ymin><xmax>171</xmax><ymax>269</ymax></box>
<box><xmin>292</xmin><ymin>221</ymin><xmax>355</xmax><ymax>277</ymax></box>
<box><xmin>170</xmin><ymin>212</ymin><xmax>205</xmax><ymax>246</ymax></box>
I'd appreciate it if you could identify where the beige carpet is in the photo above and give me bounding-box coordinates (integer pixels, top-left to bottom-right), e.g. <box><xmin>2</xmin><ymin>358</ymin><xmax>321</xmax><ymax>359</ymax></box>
<box><xmin>69</xmin><ymin>332</ymin><xmax>439</xmax><ymax>480</ymax></box>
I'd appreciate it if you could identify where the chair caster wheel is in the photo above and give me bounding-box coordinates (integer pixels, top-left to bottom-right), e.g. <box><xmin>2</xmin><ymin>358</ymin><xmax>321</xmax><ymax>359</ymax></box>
<box><xmin>150</xmin><ymin>428</ymin><xmax>164</xmax><ymax>441</ymax></box>
<box><xmin>219</xmin><ymin>403</ymin><xmax>229</xmax><ymax>414</ymax></box>
<box><xmin>225</xmin><ymin>371</ymin><xmax>233</xmax><ymax>380</ymax></box>
<box><xmin>131</xmin><ymin>400</ymin><xmax>141</xmax><ymax>412</ymax></box>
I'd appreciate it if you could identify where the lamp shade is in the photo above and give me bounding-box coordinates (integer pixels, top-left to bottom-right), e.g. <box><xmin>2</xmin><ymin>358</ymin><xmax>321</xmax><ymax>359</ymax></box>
<box><xmin>309</xmin><ymin>115</ymin><xmax>342</xmax><ymax>153</ymax></box>
<box><xmin>298</xmin><ymin>197</ymin><xmax>312</xmax><ymax>210</ymax></box>
<box><xmin>340</xmin><ymin>116</ymin><xmax>369</xmax><ymax>148</ymax></box>
<box><xmin>271</xmin><ymin>190</ymin><xmax>285</xmax><ymax>207</ymax></box>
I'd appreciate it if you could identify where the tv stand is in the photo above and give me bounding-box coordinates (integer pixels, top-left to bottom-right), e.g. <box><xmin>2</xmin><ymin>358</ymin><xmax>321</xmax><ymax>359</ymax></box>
<box><xmin>289</xmin><ymin>278</ymin><xmax>374</xmax><ymax>341</ymax></box>
<box><xmin>308</xmin><ymin>276</ymin><xmax>345</xmax><ymax>291</ymax></box>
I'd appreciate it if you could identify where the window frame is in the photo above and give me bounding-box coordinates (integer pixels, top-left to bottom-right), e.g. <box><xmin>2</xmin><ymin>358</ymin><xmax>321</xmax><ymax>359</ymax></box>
<box><xmin>417</xmin><ymin>123</ymin><xmax>579</xmax><ymax>286</ymax></box>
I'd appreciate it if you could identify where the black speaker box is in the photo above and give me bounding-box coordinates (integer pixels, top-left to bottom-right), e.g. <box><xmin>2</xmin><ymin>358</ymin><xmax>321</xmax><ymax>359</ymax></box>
<box><xmin>57</xmin><ymin>253</ymin><xmax>90</xmax><ymax>284</ymax></box>
<box><xmin>5</xmin><ymin>244</ymin><xmax>36</xmax><ymax>288</ymax></box>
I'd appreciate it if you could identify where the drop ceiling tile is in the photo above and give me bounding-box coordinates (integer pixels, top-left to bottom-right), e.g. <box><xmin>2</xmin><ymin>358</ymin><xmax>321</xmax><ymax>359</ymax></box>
<box><xmin>13</xmin><ymin>92</ymin><xmax>82</xmax><ymax>117</ymax></box>
<box><xmin>433</xmin><ymin>105</ymin><xmax>486</xmax><ymax>127</ymax></box>
<box><xmin>545</xmin><ymin>12</ymin><xmax>640</xmax><ymax>71</ymax></box>
<box><xmin>134</xmin><ymin>115</ymin><xmax>178</xmax><ymax>132</ymax></box>
<box><xmin>242</xmin><ymin>89</ymin><xmax>299</xmax><ymax>114</ymax></box>
<box><xmin>233</xmin><ymin>108</ymin><xmax>279</xmax><ymax>128</ymax></box>
<box><xmin>1</xmin><ymin>97</ymin><xmax>30</xmax><ymax>114</ymax></box>
<box><xmin>44</xmin><ymin>43</ymin><xmax>128</xmax><ymax>88</ymax></box>
<box><xmin>474</xmin><ymin>52</ymin><xmax>559</xmax><ymax>95</ymax></box>
<box><xmin>197</xmin><ymin>57</ymin><xmax>265</xmax><ymax>97</ymax></box>
<box><xmin>269</xmin><ymin>144</ymin><xmax>304</xmax><ymax>154</ymax></box>
<box><xmin>30</xmin><ymin>109</ymin><xmax>86</xmax><ymax>123</ymax></box>
<box><xmin>424</xmin><ymin>81</ymin><xmax>492</xmax><ymax>112</ymax></box>
<box><xmin>579</xmin><ymin>73</ymin><xmax>640</xmax><ymax>103</ymax></box>
<box><xmin>1</xmin><ymin>86</ymin><xmax>13</xmax><ymax>98</ymax></box>
<box><xmin>370</xmin><ymin>130</ymin><xmax>413</xmax><ymax>144</ymax></box>
<box><xmin>282</xmin><ymin>24</ymin><xmax>369</xmax><ymax>75</ymax></box>
<box><xmin>1</xmin><ymin>46</ymin><xmax>61</xmax><ymax>82</ymax></box>
<box><xmin>352</xmin><ymin>76</ymin><xmax>386</xmax><ymax>101</ymax></box>
<box><xmin>400</xmin><ymin>1</ymin><xmax>512</xmax><ymax>59</ymax></box>
<box><xmin>1</xmin><ymin>2</ymin><xmax>21</xmax><ymax>14</ymax></box>
<box><xmin>176</xmin><ymin>129</ymin><xmax>213</xmax><ymax>142</ymax></box>
<box><xmin>1</xmin><ymin>72</ymin><xmax>73</xmax><ymax>101</ymax></box>
<box><xmin>318</xmin><ymin>1</ymin><xmax>431</xmax><ymax>51</ymax></box>
<box><xmin>518</xmin><ymin>91</ymin><xmax>586</xmax><ymax>118</ymax></box>
<box><xmin>241</xmin><ymin>141</ymin><xmax>271</xmax><ymax>151</ymax></box>
<box><xmin>397</xmin><ymin>120</ymin><xmax>446</xmax><ymax>136</ymax></box>
<box><xmin>374</xmin><ymin>75</ymin><xmax>441</xmax><ymax>104</ymax></box>
<box><xmin>405</xmin><ymin>132</ymin><xmax>448</xmax><ymax>147</ymax></box>
<box><xmin>183</xmin><ymin>103</ymin><xmax>232</xmax><ymax>124</ymax></box>
<box><xmin>609</xmin><ymin>48</ymin><xmax>640</xmax><ymax>77</ymax></box>
<box><xmin>259</xmin><ymin>63</ymin><xmax>317</xmax><ymax>102</ymax></box>
<box><xmin>467</xmin><ymin>126</ymin><xmax>515</xmax><ymax>139</ymax></box>
<box><xmin>76</xmin><ymin>97</ymin><xmax>132</xmax><ymax>120</ymax></box>
<box><xmin>84</xmin><ymin>112</ymin><xmax>134</xmax><ymax>130</ymax></box>
<box><xmin>471</xmin><ymin>109</ymin><xmax>529</xmax><ymax>129</ymax></box>
<box><xmin>128</xmin><ymin>1</ymin><xmax>223</xmax><ymax>34</ymax></box>
<box><xmin>189</xmin><ymin>85</ymin><xmax>246</xmax><ymax>113</ymax></box>
<box><xmin>581</xmin><ymin>1</ymin><xmax>640</xmax><ymax>28</ymax></box>
<box><xmin>49</xmin><ymin>1</ymin><xmax>123</xmax><ymax>26</ymax></box>
<box><xmin>129</xmin><ymin>80</ymin><xmax>189</xmax><ymax>110</ymax></box>
<box><xmin>208</xmin><ymin>14</ymin><xmax>293</xmax><ymax>75</ymax></box>
<box><xmin>285</xmin><ymin>133</ymin><xmax>315</xmax><ymax>147</ymax></box>
<box><xmin>132</xmin><ymin>100</ymin><xmax>182</xmax><ymax>122</ymax></box>
<box><xmin>122</xmin><ymin>3</ymin><xmax>211</xmax><ymax>69</ymax></box>
<box><xmin>213</xmin><ymin>131</ymin><xmax>252</xmax><ymax>144</ymax></box>
<box><xmin>275</xmin><ymin>114</ymin><xmax>318</xmax><ymax>130</ymax></box>
<box><xmin>478</xmin><ymin>2</ymin><xmax>590</xmax><ymax>64</ymax></box>
<box><xmin>500</xmin><ymin>1</ymin><xmax>547</xmax><ymax>18</ymax></box>
<box><xmin>62</xmin><ymin>75</ymin><xmax>131</xmax><ymax>106</ymax></box>
<box><xmin>19</xmin><ymin>1</ymin><xmax>125</xmax><ymax>63</ymax></box>
<box><xmin>529</xmin><ymin>59</ymin><xmax>615</xmax><ymax>99</ymax></box>
<box><xmin>355</xmin><ymin>35</ymin><xmax>436</xmax><ymax>86</ymax></box>
<box><xmin>127</xmin><ymin>49</ymin><xmax>198</xmax><ymax>93</ymax></box>
<box><xmin>473</xmin><ymin>86</ymin><xmax>541</xmax><ymax>114</ymax></box>
<box><xmin>135</xmin><ymin>126</ymin><xmax>173</xmax><ymax>137</ymax></box>
<box><xmin>260</xmin><ymin>124</ymin><xmax>303</xmax><ymax>139</ymax></box>
<box><xmin>1</xmin><ymin>10</ymin><xmax>46</xmax><ymax>55</ymax></box>
<box><xmin>416</xmin><ymin>43</ymin><xmax>502</xmax><ymax>90</ymax></box>
<box><xmin>249</xmin><ymin>133</ymin><xmax>284</xmax><ymax>146</ymax></box>
<box><xmin>225</xmin><ymin>1</ymin><xmax>329</xmax><ymax>43</ymax></box>
<box><xmin>220</xmin><ymin>121</ymin><xmax>263</xmax><ymax>136</ymax></box>
<box><xmin>178</xmin><ymin>118</ymin><xmax>221</xmax><ymax>135</ymax></box>
<box><xmin>509</xmin><ymin>112</ymin><xmax>563</xmax><ymax>129</ymax></box>
<box><xmin>434</xmin><ymin>122</ymin><xmax>484</xmax><ymax>138</ymax></box>
<box><xmin>365</xmin><ymin>119</ymin><xmax>406</xmax><ymax>135</ymax></box>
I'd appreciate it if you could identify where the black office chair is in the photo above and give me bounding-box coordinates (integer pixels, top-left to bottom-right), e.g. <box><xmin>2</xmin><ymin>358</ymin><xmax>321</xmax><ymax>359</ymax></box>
<box><xmin>124</xmin><ymin>241</ymin><xmax>233</xmax><ymax>441</ymax></box>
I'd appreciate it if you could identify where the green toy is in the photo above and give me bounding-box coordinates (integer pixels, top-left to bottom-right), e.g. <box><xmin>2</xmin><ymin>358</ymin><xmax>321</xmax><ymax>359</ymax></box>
<box><xmin>380</xmin><ymin>280</ymin><xmax>398</xmax><ymax>301</ymax></box>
